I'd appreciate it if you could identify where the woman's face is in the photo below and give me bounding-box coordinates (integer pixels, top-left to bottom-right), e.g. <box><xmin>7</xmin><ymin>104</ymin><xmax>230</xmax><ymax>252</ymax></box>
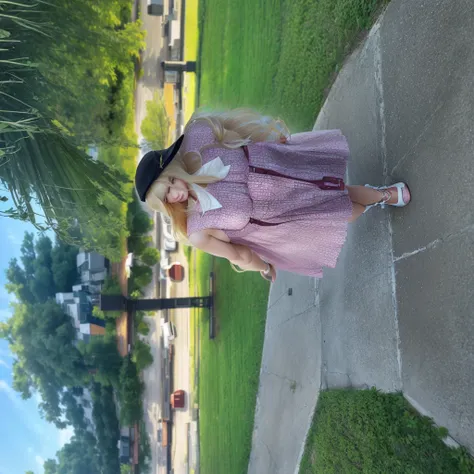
<box><xmin>163</xmin><ymin>177</ymin><xmax>189</xmax><ymax>204</ymax></box>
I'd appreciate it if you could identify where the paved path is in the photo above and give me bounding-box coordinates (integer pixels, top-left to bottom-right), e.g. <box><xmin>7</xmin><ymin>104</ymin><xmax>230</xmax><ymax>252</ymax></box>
<box><xmin>248</xmin><ymin>1</ymin><xmax>474</xmax><ymax>473</ymax></box>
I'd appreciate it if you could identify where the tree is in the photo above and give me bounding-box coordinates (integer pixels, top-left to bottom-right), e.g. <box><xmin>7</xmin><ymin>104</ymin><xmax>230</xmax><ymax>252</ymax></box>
<box><xmin>127</xmin><ymin>192</ymin><xmax>153</xmax><ymax>254</ymax></box>
<box><xmin>0</xmin><ymin>0</ymin><xmax>141</xmax><ymax>255</ymax></box>
<box><xmin>105</xmin><ymin>321</ymin><xmax>117</xmax><ymax>338</ymax></box>
<box><xmin>92</xmin><ymin>306</ymin><xmax>106</xmax><ymax>321</ymax></box>
<box><xmin>5</xmin><ymin>258</ymin><xmax>34</xmax><ymax>305</ymax></box>
<box><xmin>50</xmin><ymin>431</ymin><xmax>100</xmax><ymax>474</ymax></box>
<box><xmin>62</xmin><ymin>391</ymin><xmax>87</xmax><ymax>432</ymax></box>
<box><xmin>5</xmin><ymin>233</ymin><xmax>78</xmax><ymax>305</ymax></box>
<box><xmin>56</xmin><ymin>437</ymin><xmax>99</xmax><ymax>474</ymax></box>
<box><xmin>1</xmin><ymin>301</ymin><xmax>87</xmax><ymax>426</ymax></box>
<box><xmin>43</xmin><ymin>386</ymin><xmax>121</xmax><ymax>474</ymax></box>
<box><xmin>130</xmin><ymin>235</ymin><xmax>153</xmax><ymax>257</ymax></box>
<box><xmin>130</xmin><ymin>264</ymin><xmax>153</xmax><ymax>291</ymax></box>
<box><xmin>96</xmin><ymin>276</ymin><xmax>123</xmax><ymax>320</ymax></box>
<box><xmin>2</xmin><ymin>233</ymin><xmax>88</xmax><ymax>426</ymax></box>
<box><xmin>20</xmin><ymin>232</ymin><xmax>36</xmax><ymax>280</ymax></box>
<box><xmin>43</xmin><ymin>459</ymin><xmax>58</xmax><ymax>474</ymax></box>
<box><xmin>91</xmin><ymin>384</ymin><xmax>121</xmax><ymax>474</ymax></box>
<box><xmin>140</xmin><ymin>91</ymin><xmax>170</xmax><ymax>150</ymax></box>
<box><xmin>119</xmin><ymin>356</ymin><xmax>144</xmax><ymax>425</ymax></box>
<box><xmin>137</xmin><ymin>320</ymin><xmax>150</xmax><ymax>336</ymax></box>
<box><xmin>79</xmin><ymin>336</ymin><xmax>122</xmax><ymax>387</ymax></box>
<box><xmin>51</xmin><ymin>240</ymin><xmax>79</xmax><ymax>291</ymax></box>
<box><xmin>101</xmin><ymin>276</ymin><xmax>122</xmax><ymax>296</ymax></box>
<box><xmin>30</xmin><ymin>234</ymin><xmax>54</xmax><ymax>303</ymax></box>
<box><xmin>140</xmin><ymin>247</ymin><xmax>160</xmax><ymax>267</ymax></box>
<box><xmin>132</xmin><ymin>340</ymin><xmax>154</xmax><ymax>371</ymax></box>
<box><xmin>139</xmin><ymin>420</ymin><xmax>152</xmax><ymax>473</ymax></box>
<box><xmin>1</xmin><ymin>234</ymin><xmax>127</xmax><ymax>426</ymax></box>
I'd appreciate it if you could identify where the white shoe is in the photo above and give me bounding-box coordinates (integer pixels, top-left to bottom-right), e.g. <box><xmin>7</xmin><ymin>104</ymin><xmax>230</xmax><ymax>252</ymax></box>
<box><xmin>363</xmin><ymin>182</ymin><xmax>411</xmax><ymax>213</ymax></box>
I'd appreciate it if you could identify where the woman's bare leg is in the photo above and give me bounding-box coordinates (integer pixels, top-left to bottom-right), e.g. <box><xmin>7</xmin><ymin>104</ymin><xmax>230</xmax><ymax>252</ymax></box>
<box><xmin>348</xmin><ymin>185</ymin><xmax>388</xmax><ymax>223</ymax></box>
<box><xmin>347</xmin><ymin>184</ymin><xmax>410</xmax><ymax>222</ymax></box>
<box><xmin>347</xmin><ymin>185</ymin><xmax>398</xmax><ymax>206</ymax></box>
<box><xmin>349</xmin><ymin>203</ymin><xmax>366</xmax><ymax>222</ymax></box>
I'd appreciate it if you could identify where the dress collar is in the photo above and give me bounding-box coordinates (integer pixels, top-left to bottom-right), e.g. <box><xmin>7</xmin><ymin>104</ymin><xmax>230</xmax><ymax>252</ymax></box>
<box><xmin>190</xmin><ymin>157</ymin><xmax>230</xmax><ymax>215</ymax></box>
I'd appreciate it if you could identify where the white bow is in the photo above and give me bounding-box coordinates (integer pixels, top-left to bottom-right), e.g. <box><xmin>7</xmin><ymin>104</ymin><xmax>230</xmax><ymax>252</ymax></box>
<box><xmin>190</xmin><ymin>157</ymin><xmax>230</xmax><ymax>215</ymax></box>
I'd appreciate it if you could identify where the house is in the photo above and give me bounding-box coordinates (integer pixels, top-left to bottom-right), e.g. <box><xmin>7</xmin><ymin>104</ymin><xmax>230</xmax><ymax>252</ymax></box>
<box><xmin>55</xmin><ymin>250</ymin><xmax>109</xmax><ymax>342</ymax></box>
<box><xmin>73</xmin><ymin>388</ymin><xmax>95</xmax><ymax>432</ymax></box>
<box><xmin>55</xmin><ymin>290</ymin><xmax>105</xmax><ymax>342</ymax></box>
<box><xmin>118</xmin><ymin>427</ymin><xmax>133</xmax><ymax>464</ymax></box>
<box><xmin>77</xmin><ymin>251</ymin><xmax>108</xmax><ymax>289</ymax></box>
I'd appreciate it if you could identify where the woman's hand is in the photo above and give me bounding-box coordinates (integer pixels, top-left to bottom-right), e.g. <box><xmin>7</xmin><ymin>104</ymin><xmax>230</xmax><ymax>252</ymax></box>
<box><xmin>279</xmin><ymin>135</ymin><xmax>287</xmax><ymax>144</ymax></box>
<box><xmin>190</xmin><ymin>231</ymin><xmax>275</xmax><ymax>280</ymax></box>
<box><xmin>260</xmin><ymin>263</ymin><xmax>277</xmax><ymax>282</ymax></box>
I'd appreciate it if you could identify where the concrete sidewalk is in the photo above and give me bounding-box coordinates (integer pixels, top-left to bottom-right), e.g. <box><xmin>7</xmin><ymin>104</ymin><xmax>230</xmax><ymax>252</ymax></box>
<box><xmin>248</xmin><ymin>1</ymin><xmax>474</xmax><ymax>473</ymax></box>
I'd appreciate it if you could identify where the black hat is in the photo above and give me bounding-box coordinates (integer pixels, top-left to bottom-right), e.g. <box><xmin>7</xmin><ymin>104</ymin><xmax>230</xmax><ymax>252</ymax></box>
<box><xmin>135</xmin><ymin>135</ymin><xmax>184</xmax><ymax>202</ymax></box>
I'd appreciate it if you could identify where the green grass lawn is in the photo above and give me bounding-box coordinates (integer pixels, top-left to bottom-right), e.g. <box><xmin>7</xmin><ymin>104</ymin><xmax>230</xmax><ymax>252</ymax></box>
<box><xmin>194</xmin><ymin>1</ymin><xmax>388</xmax><ymax>473</ymax></box>
<box><xmin>193</xmin><ymin>1</ymin><xmax>474</xmax><ymax>472</ymax></box>
<box><xmin>300</xmin><ymin>389</ymin><xmax>474</xmax><ymax>474</ymax></box>
<box><xmin>187</xmin><ymin>247</ymin><xmax>200</xmax><ymax>406</ymax></box>
<box><xmin>198</xmin><ymin>0</ymin><xmax>386</xmax><ymax>130</ymax></box>
<box><xmin>188</xmin><ymin>250</ymin><xmax>269</xmax><ymax>474</ymax></box>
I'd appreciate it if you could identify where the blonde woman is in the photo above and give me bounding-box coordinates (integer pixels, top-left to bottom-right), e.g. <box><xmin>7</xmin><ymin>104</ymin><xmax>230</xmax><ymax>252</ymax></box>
<box><xmin>135</xmin><ymin>109</ymin><xmax>410</xmax><ymax>282</ymax></box>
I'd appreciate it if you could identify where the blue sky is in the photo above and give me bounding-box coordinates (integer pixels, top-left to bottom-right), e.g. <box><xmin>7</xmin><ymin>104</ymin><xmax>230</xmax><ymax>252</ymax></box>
<box><xmin>0</xmin><ymin>217</ymin><xmax>73</xmax><ymax>474</ymax></box>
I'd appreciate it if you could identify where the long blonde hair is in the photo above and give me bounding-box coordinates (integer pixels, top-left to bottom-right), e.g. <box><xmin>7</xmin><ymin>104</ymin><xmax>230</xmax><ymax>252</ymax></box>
<box><xmin>145</xmin><ymin>108</ymin><xmax>289</xmax><ymax>241</ymax></box>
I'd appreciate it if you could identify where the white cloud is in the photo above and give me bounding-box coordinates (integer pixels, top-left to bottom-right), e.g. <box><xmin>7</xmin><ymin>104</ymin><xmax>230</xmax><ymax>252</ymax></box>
<box><xmin>35</xmin><ymin>454</ymin><xmax>45</xmax><ymax>469</ymax></box>
<box><xmin>0</xmin><ymin>359</ymin><xmax>9</xmax><ymax>369</ymax></box>
<box><xmin>0</xmin><ymin>380</ymin><xmax>41</xmax><ymax>436</ymax></box>
<box><xmin>7</xmin><ymin>228</ymin><xmax>21</xmax><ymax>246</ymax></box>
<box><xmin>58</xmin><ymin>425</ymin><xmax>74</xmax><ymax>447</ymax></box>
<box><xmin>0</xmin><ymin>379</ymin><xmax>21</xmax><ymax>408</ymax></box>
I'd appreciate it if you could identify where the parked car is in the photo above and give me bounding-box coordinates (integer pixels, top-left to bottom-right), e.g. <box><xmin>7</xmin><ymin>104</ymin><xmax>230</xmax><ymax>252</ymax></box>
<box><xmin>168</xmin><ymin>263</ymin><xmax>184</xmax><ymax>282</ymax></box>
<box><xmin>160</xmin><ymin>253</ymin><xmax>171</xmax><ymax>269</ymax></box>
<box><xmin>147</xmin><ymin>0</ymin><xmax>164</xmax><ymax>16</ymax></box>
<box><xmin>157</xmin><ymin>420</ymin><xmax>170</xmax><ymax>447</ymax></box>
<box><xmin>162</xmin><ymin>321</ymin><xmax>176</xmax><ymax>341</ymax></box>
<box><xmin>164</xmin><ymin>237</ymin><xmax>177</xmax><ymax>252</ymax></box>
<box><xmin>159</xmin><ymin>267</ymin><xmax>168</xmax><ymax>281</ymax></box>
<box><xmin>171</xmin><ymin>389</ymin><xmax>185</xmax><ymax>409</ymax></box>
<box><xmin>160</xmin><ymin>213</ymin><xmax>172</xmax><ymax>233</ymax></box>
<box><xmin>160</xmin><ymin>214</ymin><xmax>177</xmax><ymax>239</ymax></box>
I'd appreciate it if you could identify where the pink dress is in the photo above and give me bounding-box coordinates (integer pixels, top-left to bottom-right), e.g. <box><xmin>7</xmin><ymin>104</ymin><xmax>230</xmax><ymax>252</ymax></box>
<box><xmin>185</xmin><ymin>121</ymin><xmax>352</xmax><ymax>278</ymax></box>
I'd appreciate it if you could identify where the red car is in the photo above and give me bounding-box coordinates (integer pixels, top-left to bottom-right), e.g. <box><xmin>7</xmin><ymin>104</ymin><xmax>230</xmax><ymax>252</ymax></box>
<box><xmin>168</xmin><ymin>263</ymin><xmax>184</xmax><ymax>282</ymax></box>
<box><xmin>171</xmin><ymin>389</ymin><xmax>185</xmax><ymax>409</ymax></box>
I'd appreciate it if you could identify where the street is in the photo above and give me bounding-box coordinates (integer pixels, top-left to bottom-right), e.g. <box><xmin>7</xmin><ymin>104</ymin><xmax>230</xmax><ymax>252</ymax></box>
<box><xmin>141</xmin><ymin>310</ymin><xmax>165</xmax><ymax>473</ymax></box>
<box><xmin>167</xmin><ymin>248</ymin><xmax>191</xmax><ymax>474</ymax></box>
<box><xmin>134</xmin><ymin>0</ymin><xmax>165</xmax><ymax>135</ymax></box>
<box><xmin>135</xmin><ymin>4</ymin><xmax>192</xmax><ymax>474</ymax></box>
<box><xmin>135</xmin><ymin>4</ymin><xmax>165</xmax><ymax>473</ymax></box>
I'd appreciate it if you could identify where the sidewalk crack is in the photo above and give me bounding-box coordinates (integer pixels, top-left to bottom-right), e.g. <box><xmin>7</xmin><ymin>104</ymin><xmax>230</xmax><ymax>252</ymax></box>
<box><xmin>267</xmin><ymin>306</ymin><xmax>314</xmax><ymax>331</ymax></box>
<box><xmin>261</xmin><ymin>440</ymin><xmax>277</xmax><ymax>470</ymax></box>
<box><xmin>261</xmin><ymin>368</ymin><xmax>297</xmax><ymax>386</ymax></box>
<box><xmin>394</xmin><ymin>224</ymin><xmax>474</xmax><ymax>262</ymax></box>
<box><xmin>267</xmin><ymin>290</ymin><xmax>288</xmax><ymax>311</ymax></box>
